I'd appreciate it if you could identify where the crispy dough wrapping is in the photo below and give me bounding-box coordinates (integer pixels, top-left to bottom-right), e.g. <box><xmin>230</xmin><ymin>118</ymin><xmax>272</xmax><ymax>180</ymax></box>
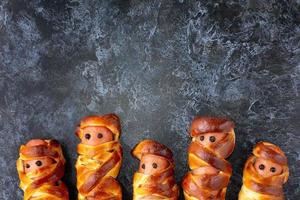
<box><xmin>132</xmin><ymin>140</ymin><xmax>179</xmax><ymax>200</ymax></box>
<box><xmin>16</xmin><ymin>139</ymin><xmax>69</xmax><ymax>200</ymax></box>
<box><xmin>182</xmin><ymin>116</ymin><xmax>235</xmax><ymax>200</ymax></box>
<box><xmin>238</xmin><ymin>142</ymin><xmax>289</xmax><ymax>200</ymax></box>
<box><xmin>75</xmin><ymin>114</ymin><xmax>122</xmax><ymax>200</ymax></box>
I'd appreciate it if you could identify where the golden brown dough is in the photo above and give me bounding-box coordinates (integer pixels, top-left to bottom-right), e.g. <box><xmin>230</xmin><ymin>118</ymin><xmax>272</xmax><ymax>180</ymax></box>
<box><xmin>182</xmin><ymin>116</ymin><xmax>235</xmax><ymax>200</ymax></box>
<box><xmin>132</xmin><ymin>139</ymin><xmax>179</xmax><ymax>200</ymax></box>
<box><xmin>238</xmin><ymin>142</ymin><xmax>289</xmax><ymax>200</ymax></box>
<box><xmin>75</xmin><ymin>114</ymin><xmax>122</xmax><ymax>200</ymax></box>
<box><xmin>16</xmin><ymin>139</ymin><xmax>69</xmax><ymax>200</ymax></box>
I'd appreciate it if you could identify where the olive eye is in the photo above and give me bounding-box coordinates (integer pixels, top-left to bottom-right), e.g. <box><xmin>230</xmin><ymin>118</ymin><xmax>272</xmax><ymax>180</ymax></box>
<box><xmin>270</xmin><ymin>167</ymin><xmax>276</xmax><ymax>173</ymax></box>
<box><xmin>35</xmin><ymin>161</ymin><xmax>42</xmax><ymax>167</ymax></box>
<box><xmin>141</xmin><ymin>164</ymin><xmax>145</xmax><ymax>169</ymax></box>
<box><xmin>97</xmin><ymin>133</ymin><xmax>103</xmax><ymax>138</ymax></box>
<box><xmin>85</xmin><ymin>133</ymin><xmax>91</xmax><ymax>140</ymax></box>
<box><xmin>200</xmin><ymin>135</ymin><xmax>204</xmax><ymax>141</ymax></box>
<box><xmin>25</xmin><ymin>164</ymin><xmax>30</xmax><ymax>168</ymax></box>
<box><xmin>209</xmin><ymin>136</ymin><xmax>216</xmax><ymax>142</ymax></box>
<box><xmin>259</xmin><ymin>164</ymin><xmax>265</xmax><ymax>170</ymax></box>
<box><xmin>152</xmin><ymin>163</ymin><xmax>158</xmax><ymax>169</ymax></box>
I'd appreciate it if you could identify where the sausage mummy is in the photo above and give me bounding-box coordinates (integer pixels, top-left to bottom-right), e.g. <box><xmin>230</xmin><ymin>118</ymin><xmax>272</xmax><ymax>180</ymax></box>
<box><xmin>132</xmin><ymin>139</ymin><xmax>179</xmax><ymax>200</ymax></box>
<box><xmin>16</xmin><ymin>139</ymin><xmax>69</xmax><ymax>200</ymax></box>
<box><xmin>75</xmin><ymin>114</ymin><xmax>123</xmax><ymax>200</ymax></box>
<box><xmin>182</xmin><ymin>116</ymin><xmax>235</xmax><ymax>200</ymax></box>
<box><xmin>238</xmin><ymin>142</ymin><xmax>289</xmax><ymax>200</ymax></box>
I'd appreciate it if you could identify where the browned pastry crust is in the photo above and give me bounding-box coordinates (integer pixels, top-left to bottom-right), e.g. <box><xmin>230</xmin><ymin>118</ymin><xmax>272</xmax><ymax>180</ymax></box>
<box><xmin>182</xmin><ymin>116</ymin><xmax>235</xmax><ymax>200</ymax></box>
<box><xmin>75</xmin><ymin>114</ymin><xmax>122</xmax><ymax>200</ymax></box>
<box><xmin>132</xmin><ymin>140</ymin><xmax>179</xmax><ymax>200</ymax></box>
<box><xmin>238</xmin><ymin>142</ymin><xmax>289</xmax><ymax>200</ymax></box>
<box><xmin>16</xmin><ymin>139</ymin><xmax>69</xmax><ymax>200</ymax></box>
<box><xmin>189</xmin><ymin>116</ymin><xmax>235</xmax><ymax>137</ymax></box>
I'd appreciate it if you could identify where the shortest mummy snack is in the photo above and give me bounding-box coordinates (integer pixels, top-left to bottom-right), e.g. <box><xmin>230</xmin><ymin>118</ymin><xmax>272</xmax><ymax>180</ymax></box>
<box><xmin>132</xmin><ymin>140</ymin><xmax>179</xmax><ymax>200</ymax></box>
<box><xmin>239</xmin><ymin>142</ymin><xmax>289</xmax><ymax>200</ymax></box>
<box><xmin>16</xmin><ymin>139</ymin><xmax>69</xmax><ymax>200</ymax></box>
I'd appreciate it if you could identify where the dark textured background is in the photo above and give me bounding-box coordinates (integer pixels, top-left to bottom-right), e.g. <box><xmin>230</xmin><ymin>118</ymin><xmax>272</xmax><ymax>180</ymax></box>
<box><xmin>0</xmin><ymin>0</ymin><xmax>299</xmax><ymax>199</ymax></box>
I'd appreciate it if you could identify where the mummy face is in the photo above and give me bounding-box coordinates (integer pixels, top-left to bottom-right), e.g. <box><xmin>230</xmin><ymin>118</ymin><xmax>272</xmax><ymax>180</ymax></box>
<box><xmin>254</xmin><ymin>157</ymin><xmax>283</xmax><ymax>178</ymax></box>
<box><xmin>23</xmin><ymin>157</ymin><xmax>54</xmax><ymax>173</ymax></box>
<box><xmin>81</xmin><ymin>126</ymin><xmax>114</xmax><ymax>146</ymax></box>
<box><xmin>195</xmin><ymin>132</ymin><xmax>227</xmax><ymax>147</ymax></box>
<box><xmin>139</xmin><ymin>154</ymin><xmax>170</xmax><ymax>175</ymax></box>
<box><xmin>23</xmin><ymin>139</ymin><xmax>55</xmax><ymax>174</ymax></box>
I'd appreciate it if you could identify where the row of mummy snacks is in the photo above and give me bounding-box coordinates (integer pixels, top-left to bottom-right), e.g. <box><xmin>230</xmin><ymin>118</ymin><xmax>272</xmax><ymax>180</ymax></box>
<box><xmin>16</xmin><ymin>114</ymin><xmax>289</xmax><ymax>200</ymax></box>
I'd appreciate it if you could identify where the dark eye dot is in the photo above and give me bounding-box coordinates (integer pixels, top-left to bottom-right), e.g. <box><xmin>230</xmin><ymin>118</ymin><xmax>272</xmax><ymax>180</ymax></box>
<box><xmin>270</xmin><ymin>167</ymin><xmax>276</xmax><ymax>173</ymax></box>
<box><xmin>25</xmin><ymin>164</ymin><xmax>30</xmax><ymax>168</ymax></box>
<box><xmin>97</xmin><ymin>133</ymin><xmax>103</xmax><ymax>138</ymax></box>
<box><xmin>152</xmin><ymin>163</ymin><xmax>158</xmax><ymax>169</ymax></box>
<box><xmin>141</xmin><ymin>164</ymin><xmax>145</xmax><ymax>169</ymax></box>
<box><xmin>209</xmin><ymin>136</ymin><xmax>216</xmax><ymax>142</ymax></box>
<box><xmin>35</xmin><ymin>161</ymin><xmax>42</xmax><ymax>167</ymax></box>
<box><xmin>85</xmin><ymin>133</ymin><xmax>91</xmax><ymax>140</ymax></box>
<box><xmin>200</xmin><ymin>135</ymin><xmax>204</xmax><ymax>141</ymax></box>
<box><xmin>259</xmin><ymin>164</ymin><xmax>265</xmax><ymax>170</ymax></box>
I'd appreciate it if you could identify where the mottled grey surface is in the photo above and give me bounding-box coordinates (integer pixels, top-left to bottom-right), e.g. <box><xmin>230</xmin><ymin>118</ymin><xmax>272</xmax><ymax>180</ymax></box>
<box><xmin>0</xmin><ymin>0</ymin><xmax>299</xmax><ymax>199</ymax></box>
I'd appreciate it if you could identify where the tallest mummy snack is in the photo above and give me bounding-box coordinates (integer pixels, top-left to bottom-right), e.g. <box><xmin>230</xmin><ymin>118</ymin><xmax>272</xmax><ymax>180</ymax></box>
<box><xmin>75</xmin><ymin>114</ymin><xmax>123</xmax><ymax>200</ymax></box>
<box><xmin>182</xmin><ymin>116</ymin><xmax>235</xmax><ymax>200</ymax></box>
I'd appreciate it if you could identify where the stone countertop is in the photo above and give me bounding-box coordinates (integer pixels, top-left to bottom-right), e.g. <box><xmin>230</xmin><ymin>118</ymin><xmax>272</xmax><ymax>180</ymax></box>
<box><xmin>0</xmin><ymin>0</ymin><xmax>299</xmax><ymax>199</ymax></box>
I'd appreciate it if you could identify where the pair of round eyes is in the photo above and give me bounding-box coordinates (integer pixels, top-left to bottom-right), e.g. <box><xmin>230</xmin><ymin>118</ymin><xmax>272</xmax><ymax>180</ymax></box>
<box><xmin>85</xmin><ymin>133</ymin><xmax>103</xmax><ymax>140</ymax></box>
<box><xmin>25</xmin><ymin>160</ymin><xmax>42</xmax><ymax>169</ymax></box>
<box><xmin>141</xmin><ymin>163</ymin><xmax>158</xmax><ymax>169</ymax></box>
<box><xmin>259</xmin><ymin>164</ymin><xmax>277</xmax><ymax>173</ymax></box>
<box><xmin>199</xmin><ymin>135</ymin><xmax>216</xmax><ymax>142</ymax></box>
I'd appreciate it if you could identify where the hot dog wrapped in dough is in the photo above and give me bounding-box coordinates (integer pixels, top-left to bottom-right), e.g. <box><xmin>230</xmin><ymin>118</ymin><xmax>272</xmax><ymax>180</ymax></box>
<box><xmin>182</xmin><ymin>116</ymin><xmax>235</xmax><ymax>200</ymax></box>
<box><xmin>238</xmin><ymin>142</ymin><xmax>289</xmax><ymax>200</ymax></box>
<box><xmin>132</xmin><ymin>139</ymin><xmax>179</xmax><ymax>200</ymax></box>
<box><xmin>16</xmin><ymin>139</ymin><xmax>69</xmax><ymax>200</ymax></box>
<box><xmin>75</xmin><ymin>114</ymin><xmax>122</xmax><ymax>200</ymax></box>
